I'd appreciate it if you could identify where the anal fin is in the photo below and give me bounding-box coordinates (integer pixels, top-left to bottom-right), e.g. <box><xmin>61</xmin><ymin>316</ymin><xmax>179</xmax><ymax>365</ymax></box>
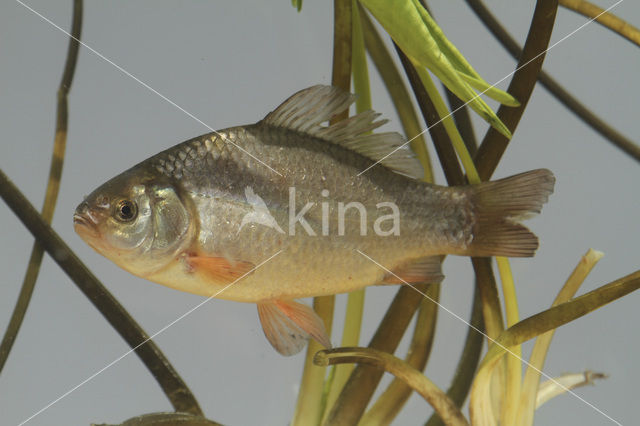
<box><xmin>381</xmin><ymin>256</ymin><xmax>444</xmax><ymax>284</ymax></box>
<box><xmin>257</xmin><ymin>300</ymin><xmax>331</xmax><ymax>356</ymax></box>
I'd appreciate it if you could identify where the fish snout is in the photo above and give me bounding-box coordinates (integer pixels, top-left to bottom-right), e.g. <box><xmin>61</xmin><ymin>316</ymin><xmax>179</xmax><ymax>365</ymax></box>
<box><xmin>73</xmin><ymin>201</ymin><xmax>100</xmax><ymax>238</ymax></box>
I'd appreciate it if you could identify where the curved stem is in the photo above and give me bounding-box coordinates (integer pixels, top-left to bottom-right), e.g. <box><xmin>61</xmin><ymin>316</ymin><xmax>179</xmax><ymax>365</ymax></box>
<box><xmin>0</xmin><ymin>169</ymin><xmax>204</xmax><ymax>416</ymax></box>
<box><xmin>323</xmin><ymin>284</ymin><xmax>430</xmax><ymax>426</ymax></box>
<box><xmin>466</xmin><ymin>0</ymin><xmax>640</xmax><ymax>163</ymax></box>
<box><xmin>517</xmin><ymin>249</ymin><xmax>603</xmax><ymax>426</ymax></box>
<box><xmin>560</xmin><ymin>0</ymin><xmax>640</xmax><ymax>47</ymax></box>
<box><xmin>0</xmin><ymin>0</ymin><xmax>82</xmax><ymax>377</ymax></box>
<box><xmin>472</xmin><ymin>0</ymin><xmax>560</xmax><ymax>180</ymax></box>
<box><xmin>315</xmin><ymin>347</ymin><xmax>469</xmax><ymax>426</ymax></box>
<box><xmin>535</xmin><ymin>371</ymin><xmax>606</xmax><ymax>409</ymax></box>
<box><xmin>470</xmin><ymin>268</ymin><xmax>640</xmax><ymax>424</ymax></box>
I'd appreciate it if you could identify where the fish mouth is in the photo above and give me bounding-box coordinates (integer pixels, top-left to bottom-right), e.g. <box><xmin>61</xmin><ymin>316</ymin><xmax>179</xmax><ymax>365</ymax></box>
<box><xmin>73</xmin><ymin>203</ymin><xmax>100</xmax><ymax>239</ymax></box>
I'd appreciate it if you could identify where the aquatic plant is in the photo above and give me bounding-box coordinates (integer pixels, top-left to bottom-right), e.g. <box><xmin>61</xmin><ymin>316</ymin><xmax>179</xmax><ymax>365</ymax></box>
<box><xmin>1</xmin><ymin>1</ymin><xmax>638</xmax><ymax>425</ymax></box>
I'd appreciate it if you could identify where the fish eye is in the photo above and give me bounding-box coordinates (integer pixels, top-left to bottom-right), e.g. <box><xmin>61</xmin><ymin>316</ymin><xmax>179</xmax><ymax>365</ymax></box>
<box><xmin>115</xmin><ymin>199</ymin><xmax>137</xmax><ymax>222</ymax></box>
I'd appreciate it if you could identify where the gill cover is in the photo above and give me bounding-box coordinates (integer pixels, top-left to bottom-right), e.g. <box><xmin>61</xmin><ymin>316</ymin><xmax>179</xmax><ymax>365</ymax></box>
<box><xmin>82</xmin><ymin>179</ymin><xmax>193</xmax><ymax>276</ymax></box>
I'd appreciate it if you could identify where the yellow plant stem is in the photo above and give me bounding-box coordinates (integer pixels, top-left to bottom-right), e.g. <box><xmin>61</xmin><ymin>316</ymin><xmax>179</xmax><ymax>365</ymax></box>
<box><xmin>322</xmin><ymin>5</ymin><xmax>369</xmax><ymax>420</ymax></box>
<box><xmin>322</xmin><ymin>290</ymin><xmax>365</xmax><ymax>423</ymax></box>
<box><xmin>412</xmin><ymin>63</ymin><xmax>480</xmax><ymax>183</ymax></box>
<box><xmin>495</xmin><ymin>256</ymin><xmax>521</xmax><ymax>425</ymax></box>
<box><xmin>294</xmin><ymin>1</ymin><xmax>351</xmax><ymax>424</ymax></box>
<box><xmin>351</xmin><ymin>1</ymin><xmax>370</xmax><ymax>114</ymax></box>
<box><xmin>535</xmin><ymin>371</ymin><xmax>606</xmax><ymax>408</ymax></box>
<box><xmin>359</xmin><ymin>7</ymin><xmax>434</xmax><ymax>182</ymax></box>
<box><xmin>559</xmin><ymin>0</ymin><xmax>640</xmax><ymax>47</ymax></box>
<box><xmin>517</xmin><ymin>249</ymin><xmax>603</xmax><ymax>426</ymax></box>
<box><xmin>470</xmin><ymin>267</ymin><xmax>640</xmax><ymax>425</ymax></box>
<box><xmin>413</xmin><ymin>61</ymin><xmax>522</xmax><ymax>420</ymax></box>
<box><xmin>292</xmin><ymin>296</ymin><xmax>335</xmax><ymax>426</ymax></box>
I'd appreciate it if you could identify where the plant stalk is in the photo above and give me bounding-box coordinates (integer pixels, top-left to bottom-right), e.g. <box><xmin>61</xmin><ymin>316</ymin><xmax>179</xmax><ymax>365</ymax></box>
<box><xmin>0</xmin><ymin>0</ymin><xmax>82</xmax><ymax>377</ymax></box>
<box><xmin>0</xmin><ymin>169</ymin><xmax>204</xmax><ymax>416</ymax></box>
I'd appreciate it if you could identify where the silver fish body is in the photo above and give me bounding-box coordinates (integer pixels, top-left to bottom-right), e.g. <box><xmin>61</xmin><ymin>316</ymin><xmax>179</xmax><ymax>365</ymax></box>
<box><xmin>74</xmin><ymin>85</ymin><xmax>554</xmax><ymax>354</ymax></box>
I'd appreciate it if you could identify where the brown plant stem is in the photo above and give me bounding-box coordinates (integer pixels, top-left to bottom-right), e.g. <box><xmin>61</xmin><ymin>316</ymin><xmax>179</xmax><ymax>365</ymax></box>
<box><xmin>0</xmin><ymin>169</ymin><xmax>204</xmax><ymax>416</ymax></box>
<box><xmin>502</xmin><ymin>269</ymin><xmax>640</xmax><ymax>347</ymax></box>
<box><xmin>466</xmin><ymin>0</ymin><xmax>640</xmax><ymax>163</ymax></box>
<box><xmin>425</xmin><ymin>286</ymin><xmax>485</xmax><ymax>426</ymax></box>
<box><xmin>360</xmin><ymin>283</ymin><xmax>441</xmax><ymax>425</ymax></box>
<box><xmin>398</xmin><ymin>38</ymin><xmax>505</xmax><ymax>342</ymax></box>
<box><xmin>399</xmin><ymin>25</ymin><xmax>505</xmax><ymax>421</ymax></box>
<box><xmin>397</xmin><ymin>5</ymin><xmax>507</xmax><ymax>412</ymax></box>
<box><xmin>331</xmin><ymin>0</ymin><xmax>353</xmax><ymax>122</ymax></box>
<box><xmin>472</xmin><ymin>0</ymin><xmax>560</xmax><ymax>180</ymax></box>
<box><xmin>0</xmin><ymin>0</ymin><xmax>82</xmax><ymax>377</ymax></box>
<box><xmin>560</xmin><ymin>0</ymin><xmax>640</xmax><ymax>47</ymax></box>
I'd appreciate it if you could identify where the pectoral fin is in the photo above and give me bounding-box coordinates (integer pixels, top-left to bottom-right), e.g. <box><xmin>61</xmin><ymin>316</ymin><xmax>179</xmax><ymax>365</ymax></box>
<box><xmin>187</xmin><ymin>255</ymin><xmax>255</xmax><ymax>283</ymax></box>
<box><xmin>381</xmin><ymin>256</ymin><xmax>444</xmax><ymax>284</ymax></box>
<box><xmin>257</xmin><ymin>300</ymin><xmax>331</xmax><ymax>356</ymax></box>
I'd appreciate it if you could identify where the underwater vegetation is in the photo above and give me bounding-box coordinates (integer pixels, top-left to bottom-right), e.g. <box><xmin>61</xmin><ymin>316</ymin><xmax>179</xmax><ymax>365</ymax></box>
<box><xmin>1</xmin><ymin>1</ymin><xmax>639</xmax><ymax>425</ymax></box>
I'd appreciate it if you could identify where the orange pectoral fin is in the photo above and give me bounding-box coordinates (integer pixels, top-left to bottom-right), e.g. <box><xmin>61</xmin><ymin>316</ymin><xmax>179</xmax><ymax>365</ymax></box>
<box><xmin>187</xmin><ymin>255</ymin><xmax>255</xmax><ymax>283</ymax></box>
<box><xmin>257</xmin><ymin>300</ymin><xmax>332</xmax><ymax>356</ymax></box>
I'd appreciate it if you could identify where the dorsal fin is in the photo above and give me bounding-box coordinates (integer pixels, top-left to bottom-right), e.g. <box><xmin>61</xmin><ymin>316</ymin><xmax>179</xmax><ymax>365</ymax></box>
<box><xmin>262</xmin><ymin>85</ymin><xmax>424</xmax><ymax>178</ymax></box>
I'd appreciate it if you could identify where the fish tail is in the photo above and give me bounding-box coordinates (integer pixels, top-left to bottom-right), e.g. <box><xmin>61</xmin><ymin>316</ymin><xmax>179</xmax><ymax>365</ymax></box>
<box><xmin>466</xmin><ymin>169</ymin><xmax>555</xmax><ymax>257</ymax></box>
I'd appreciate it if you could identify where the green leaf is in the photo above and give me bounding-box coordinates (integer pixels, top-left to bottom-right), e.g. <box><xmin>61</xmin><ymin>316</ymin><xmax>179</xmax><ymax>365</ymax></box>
<box><xmin>414</xmin><ymin>3</ymin><xmax>519</xmax><ymax>107</ymax></box>
<box><xmin>360</xmin><ymin>0</ymin><xmax>514</xmax><ymax>138</ymax></box>
<box><xmin>291</xmin><ymin>0</ymin><xmax>302</xmax><ymax>12</ymax></box>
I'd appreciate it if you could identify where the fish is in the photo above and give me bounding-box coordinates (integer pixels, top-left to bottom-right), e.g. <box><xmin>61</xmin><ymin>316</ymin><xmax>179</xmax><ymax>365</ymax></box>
<box><xmin>73</xmin><ymin>85</ymin><xmax>555</xmax><ymax>356</ymax></box>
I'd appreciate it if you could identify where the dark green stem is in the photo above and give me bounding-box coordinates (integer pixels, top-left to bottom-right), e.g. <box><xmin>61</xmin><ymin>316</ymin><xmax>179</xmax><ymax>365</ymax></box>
<box><xmin>466</xmin><ymin>0</ymin><xmax>640</xmax><ymax>163</ymax></box>
<box><xmin>473</xmin><ymin>0</ymin><xmax>560</xmax><ymax>180</ymax></box>
<box><xmin>425</xmin><ymin>286</ymin><xmax>484</xmax><ymax>426</ymax></box>
<box><xmin>445</xmin><ymin>89</ymin><xmax>478</xmax><ymax>157</ymax></box>
<box><xmin>0</xmin><ymin>0</ymin><xmax>82</xmax><ymax>376</ymax></box>
<box><xmin>0</xmin><ymin>169</ymin><xmax>204</xmax><ymax>416</ymax></box>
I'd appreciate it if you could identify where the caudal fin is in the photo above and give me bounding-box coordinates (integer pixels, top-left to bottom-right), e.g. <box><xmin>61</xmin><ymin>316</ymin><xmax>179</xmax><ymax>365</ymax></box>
<box><xmin>467</xmin><ymin>169</ymin><xmax>555</xmax><ymax>257</ymax></box>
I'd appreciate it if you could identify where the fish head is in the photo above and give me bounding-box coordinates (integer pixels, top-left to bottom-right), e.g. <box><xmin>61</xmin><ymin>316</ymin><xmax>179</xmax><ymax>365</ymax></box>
<box><xmin>74</xmin><ymin>168</ymin><xmax>194</xmax><ymax>278</ymax></box>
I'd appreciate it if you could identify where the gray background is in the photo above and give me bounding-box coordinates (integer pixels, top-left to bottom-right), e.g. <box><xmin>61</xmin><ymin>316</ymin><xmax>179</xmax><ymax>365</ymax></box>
<box><xmin>1</xmin><ymin>1</ymin><xmax>639</xmax><ymax>425</ymax></box>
